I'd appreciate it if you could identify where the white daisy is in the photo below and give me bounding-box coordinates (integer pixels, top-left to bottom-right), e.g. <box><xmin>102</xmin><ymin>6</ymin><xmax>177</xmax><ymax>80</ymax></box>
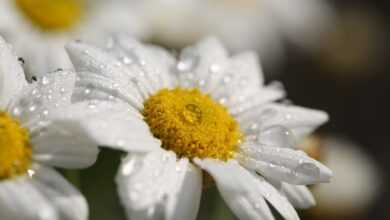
<box><xmin>0</xmin><ymin>0</ymin><xmax>145</xmax><ymax>79</ymax></box>
<box><xmin>309</xmin><ymin>136</ymin><xmax>382</xmax><ymax>219</ymax></box>
<box><xmin>0</xmin><ymin>36</ymin><xmax>105</xmax><ymax>220</ymax></box>
<box><xmin>65</xmin><ymin>35</ymin><xmax>332</xmax><ymax>220</ymax></box>
<box><xmin>130</xmin><ymin>0</ymin><xmax>334</xmax><ymax>64</ymax></box>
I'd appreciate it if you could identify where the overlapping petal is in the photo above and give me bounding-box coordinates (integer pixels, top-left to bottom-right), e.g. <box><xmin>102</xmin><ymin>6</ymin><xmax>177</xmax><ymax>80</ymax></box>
<box><xmin>238</xmin><ymin>141</ymin><xmax>332</xmax><ymax>185</ymax></box>
<box><xmin>7</xmin><ymin>70</ymin><xmax>76</xmax><ymax>124</ymax></box>
<box><xmin>116</xmin><ymin>150</ymin><xmax>202</xmax><ymax>220</ymax></box>
<box><xmin>0</xmin><ymin>36</ymin><xmax>27</xmax><ymax>109</ymax></box>
<box><xmin>0</xmin><ymin>175</ymin><xmax>57</xmax><ymax>220</ymax></box>
<box><xmin>195</xmin><ymin>159</ymin><xmax>299</xmax><ymax>220</ymax></box>
<box><xmin>30</xmin><ymin>165</ymin><xmax>88</xmax><ymax>220</ymax></box>
<box><xmin>281</xmin><ymin>183</ymin><xmax>316</xmax><ymax>209</ymax></box>
<box><xmin>237</xmin><ymin>103</ymin><xmax>328</xmax><ymax>141</ymax></box>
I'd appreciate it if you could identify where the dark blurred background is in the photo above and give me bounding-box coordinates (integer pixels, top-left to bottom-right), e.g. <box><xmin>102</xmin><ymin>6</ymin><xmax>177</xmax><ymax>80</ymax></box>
<box><xmin>272</xmin><ymin>1</ymin><xmax>390</xmax><ymax>219</ymax></box>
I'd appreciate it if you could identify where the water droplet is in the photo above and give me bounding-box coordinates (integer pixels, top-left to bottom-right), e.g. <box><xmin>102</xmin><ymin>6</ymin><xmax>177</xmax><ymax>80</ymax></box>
<box><xmin>27</xmin><ymin>169</ymin><xmax>35</xmax><ymax>177</ymax></box>
<box><xmin>31</xmin><ymin>89</ymin><xmax>39</xmax><ymax>96</ymax></box>
<box><xmin>175</xmin><ymin>166</ymin><xmax>182</xmax><ymax>172</ymax></box>
<box><xmin>294</xmin><ymin>163</ymin><xmax>319</xmax><ymax>179</ymax></box>
<box><xmin>209</xmin><ymin>64</ymin><xmax>221</xmax><ymax>73</ymax></box>
<box><xmin>117</xmin><ymin>139</ymin><xmax>126</xmax><ymax>147</ymax></box>
<box><xmin>258</xmin><ymin>125</ymin><xmax>295</xmax><ymax>148</ymax></box>
<box><xmin>223</xmin><ymin>75</ymin><xmax>232</xmax><ymax>84</ymax></box>
<box><xmin>219</xmin><ymin>97</ymin><xmax>227</xmax><ymax>105</ymax></box>
<box><xmin>12</xmin><ymin>107</ymin><xmax>21</xmax><ymax>116</ymax></box>
<box><xmin>122</xmin><ymin>56</ymin><xmax>132</xmax><ymax>65</ymax></box>
<box><xmin>122</xmin><ymin>159</ymin><xmax>136</xmax><ymax>175</ymax></box>
<box><xmin>42</xmin><ymin>109</ymin><xmax>49</xmax><ymax>116</ymax></box>
<box><xmin>198</xmin><ymin>80</ymin><xmax>206</xmax><ymax>87</ymax></box>
<box><xmin>284</xmin><ymin>113</ymin><xmax>292</xmax><ymax>120</ymax></box>
<box><xmin>176</xmin><ymin>55</ymin><xmax>199</xmax><ymax>72</ymax></box>
<box><xmin>249</xmin><ymin>123</ymin><xmax>259</xmax><ymax>131</ymax></box>
<box><xmin>139</xmin><ymin>60</ymin><xmax>146</xmax><ymax>66</ymax></box>
<box><xmin>29</xmin><ymin>105</ymin><xmax>36</xmax><ymax>112</ymax></box>
<box><xmin>41</xmin><ymin>77</ymin><xmax>50</xmax><ymax>85</ymax></box>
<box><xmin>254</xmin><ymin>202</ymin><xmax>262</xmax><ymax>209</ymax></box>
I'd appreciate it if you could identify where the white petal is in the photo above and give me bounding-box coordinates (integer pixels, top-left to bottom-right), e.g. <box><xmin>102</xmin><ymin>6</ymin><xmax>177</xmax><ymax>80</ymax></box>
<box><xmin>31</xmin><ymin>165</ymin><xmax>88</xmax><ymax>220</ymax></box>
<box><xmin>7</xmin><ymin>70</ymin><xmax>76</xmax><ymax>124</ymax></box>
<box><xmin>30</xmin><ymin>117</ymin><xmax>99</xmax><ymax>169</ymax></box>
<box><xmin>238</xmin><ymin>142</ymin><xmax>332</xmax><ymax>185</ymax></box>
<box><xmin>237</xmin><ymin>103</ymin><xmax>328</xmax><ymax>141</ymax></box>
<box><xmin>0</xmin><ymin>36</ymin><xmax>27</xmax><ymax>109</ymax></box>
<box><xmin>116</xmin><ymin>150</ymin><xmax>202</xmax><ymax>220</ymax></box>
<box><xmin>65</xmin><ymin>40</ymin><xmax>155</xmax><ymax>106</ymax></box>
<box><xmin>108</xmin><ymin>34</ymin><xmax>176</xmax><ymax>89</ymax></box>
<box><xmin>209</xmin><ymin>52</ymin><xmax>264</xmax><ymax>108</ymax></box>
<box><xmin>195</xmin><ymin>159</ymin><xmax>299</xmax><ymax>220</ymax></box>
<box><xmin>281</xmin><ymin>183</ymin><xmax>316</xmax><ymax>209</ymax></box>
<box><xmin>0</xmin><ymin>175</ymin><xmax>58</xmax><ymax>220</ymax></box>
<box><xmin>71</xmin><ymin>71</ymin><xmax>144</xmax><ymax>110</ymax></box>
<box><xmin>44</xmin><ymin>38</ymin><xmax>74</xmax><ymax>76</ymax></box>
<box><xmin>33</xmin><ymin>101</ymin><xmax>159</xmax><ymax>157</ymax></box>
<box><xmin>166</xmin><ymin>163</ymin><xmax>202</xmax><ymax>220</ymax></box>
<box><xmin>256</xmin><ymin>125</ymin><xmax>296</xmax><ymax>149</ymax></box>
<box><xmin>230</xmin><ymin>84</ymin><xmax>285</xmax><ymax>115</ymax></box>
<box><xmin>175</xmin><ymin>37</ymin><xmax>229</xmax><ymax>90</ymax></box>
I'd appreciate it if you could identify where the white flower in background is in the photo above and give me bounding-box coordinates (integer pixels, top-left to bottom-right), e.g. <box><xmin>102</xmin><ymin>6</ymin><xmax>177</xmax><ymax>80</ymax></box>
<box><xmin>65</xmin><ymin>35</ymin><xmax>332</xmax><ymax>220</ymax></box>
<box><xmin>0</xmin><ymin>0</ymin><xmax>145</xmax><ymax>79</ymax></box>
<box><xmin>309</xmin><ymin>136</ymin><xmax>382</xmax><ymax>219</ymax></box>
<box><xmin>0</xmin><ymin>36</ymin><xmax>104</xmax><ymax>220</ymax></box>
<box><xmin>130</xmin><ymin>0</ymin><xmax>334</xmax><ymax>65</ymax></box>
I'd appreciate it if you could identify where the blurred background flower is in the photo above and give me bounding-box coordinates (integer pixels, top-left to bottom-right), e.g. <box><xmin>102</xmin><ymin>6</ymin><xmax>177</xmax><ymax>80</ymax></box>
<box><xmin>0</xmin><ymin>0</ymin><xmax>145</xmax><ymax>79</ymax></box>
<box><xmin>128</xmin><ymin>0</ymin><xmax>334</xmax><ymax>69</ymax></box>
<box><xmin>305</xmin><ymin>136</ymin><xmax>382</xmax><ymax>220</ymax></box>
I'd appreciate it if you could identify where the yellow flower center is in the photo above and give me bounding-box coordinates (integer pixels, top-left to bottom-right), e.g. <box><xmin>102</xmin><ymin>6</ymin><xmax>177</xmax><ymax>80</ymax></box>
<box><xmin>15</xmin><ymin>0</ymin><xmax>83</xmax><ymax>31</ymax></box>
<box><xmin>143</xmin><ymin>88</ymin><xmax>242</xmax><ymax>161</ymax></box>
<box><xmin>0</xmin><ymin>112</ymin><xmax>32</xmax><ymax>180</ymax></box>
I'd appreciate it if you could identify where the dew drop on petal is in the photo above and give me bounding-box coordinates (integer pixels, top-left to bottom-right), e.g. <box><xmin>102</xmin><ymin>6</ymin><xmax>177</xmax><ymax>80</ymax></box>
<box><xmin>209</xmin><ymin>64</ymin><xmax>221</xmax><ymax>74</ymax></box>
<box><xmin>29</xmin><ymin>105</ymin><xmax>36</xmax><ymax>112</ymax></box>
<box><xmin>41</xmin><ymin>76</ymin><xmax>50</xmax><ymax>85</ymax></box>
<box><xmin>258</xmin><ymin>125</ymin><xmax>295</xmax><ymax>148</ymax></box>
<box><xmin>294</xmin><ymin>162</ymin><xmax>320</xmax><ymax>179</ymax></box>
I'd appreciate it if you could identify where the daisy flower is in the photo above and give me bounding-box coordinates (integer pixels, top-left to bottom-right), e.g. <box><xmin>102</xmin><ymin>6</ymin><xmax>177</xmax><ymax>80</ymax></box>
<box><xmin>309</xmin><ymin>136</ymin><xmax>381</xmax><ymax>219</ymax></box>
<box><xmin>130</xmin><ymin>0</ymin><xmax>334</xmax><ymax>64</ymax></box>
<box><xmin>0</xmin><ymin>0</ymin><xmax>145</xmax><ymax>79</ymax></box>
<box><xmin>0</xmin><ymin>36</ymin><xmax>104</xmax><ymax>220</ymax></box>
<box><xmin>65</xmin><ymin>35</ymin><xmax>332</xmax><ymax>220</ymax></box>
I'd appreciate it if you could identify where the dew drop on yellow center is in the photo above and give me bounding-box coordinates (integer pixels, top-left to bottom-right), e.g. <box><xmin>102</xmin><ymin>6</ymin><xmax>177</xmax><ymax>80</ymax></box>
<box><xmin>0</xmin><ymin>112</ymin><xmax>32</xmax><ymax>180</ymax></box>
<box><xmin>143</xmin><ymin>88</ymin><xmax>242</xmax><ymax>161</ymax></box>
<box><xmin>15</xmin><ymin>0</ymin><xmax>83</xmax><ymax>31</ymax></box>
